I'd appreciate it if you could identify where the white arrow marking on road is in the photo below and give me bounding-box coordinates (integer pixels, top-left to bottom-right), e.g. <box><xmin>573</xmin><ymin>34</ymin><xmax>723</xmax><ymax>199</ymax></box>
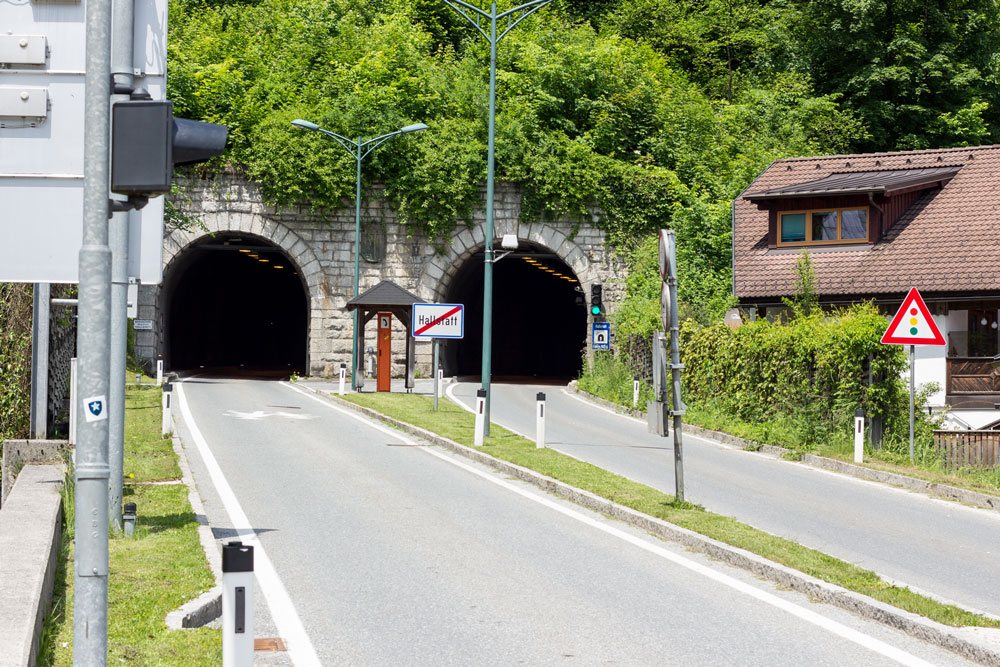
<box><xmin>224</xmin><ymin>410</ymin><xmax>316</xmax><ymax>421</ymax></box>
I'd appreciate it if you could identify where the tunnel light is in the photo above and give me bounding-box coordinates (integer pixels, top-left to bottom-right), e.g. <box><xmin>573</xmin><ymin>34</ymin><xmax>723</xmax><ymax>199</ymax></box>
<box><xmin>248</xmin><ymin>254</ymin><xmax>258</xmax><ymax>258</ymax></box>
<box><xmin>274</xmin><ymin>265</ymin><xmax>285</xmax><ymax>269</ymax></box>
<box><xmin>239</xmin><ymin>249</ymin><xmax>251</xmax><ymax>253</ymax></box>
<box><xmin>259</xmin><ymin>258</ymin><xmax>270</xmax><ymax>263</ymax></box>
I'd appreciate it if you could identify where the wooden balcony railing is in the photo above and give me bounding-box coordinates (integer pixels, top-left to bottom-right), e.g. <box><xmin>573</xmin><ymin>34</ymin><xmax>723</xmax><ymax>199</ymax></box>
<box><xmin>947</xmin><ymin>357</ymin><xmax>1000</xmax><ymax>394</ymax></box>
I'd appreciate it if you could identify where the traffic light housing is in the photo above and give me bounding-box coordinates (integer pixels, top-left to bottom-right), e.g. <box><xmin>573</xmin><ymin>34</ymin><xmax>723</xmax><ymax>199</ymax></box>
<box><xmin>590</xmin><ymin>283</ymin><xmax>604</xmax><ymax>318</ymax></box>
<box><xmin>111</xmin><ymin>100</ymin><xmax>228</xmax><ymax>197</ymax></box>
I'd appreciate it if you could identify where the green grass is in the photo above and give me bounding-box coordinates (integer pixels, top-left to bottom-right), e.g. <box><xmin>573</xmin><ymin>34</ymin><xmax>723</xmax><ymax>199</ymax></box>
<box><xmin>344</xmin><ymin>391</ymin><xmax>1000</xmax><ymax>629</ymax></box>
<box><xmin>38</xmin><ymin>385</ymin><xmax>220</xmax><ymax>665</ymax></box>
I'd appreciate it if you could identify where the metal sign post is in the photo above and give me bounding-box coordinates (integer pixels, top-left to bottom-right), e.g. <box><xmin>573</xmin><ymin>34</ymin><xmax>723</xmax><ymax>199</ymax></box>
<box><xmin>880</xmin><ymin>288</ymin><xmax>946</xmax><ymax>463</ymax></box>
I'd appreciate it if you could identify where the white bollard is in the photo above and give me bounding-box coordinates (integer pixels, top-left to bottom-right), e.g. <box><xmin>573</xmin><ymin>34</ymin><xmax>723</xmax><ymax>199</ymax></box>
<box><xmin>474</xmin><ymin>389</ymin><xmax>486</xmax><ymax>446</ymax></box>
<box><xmin>161</xmin><ymin>383</ymin><xmax>172</xmax><ymax>437</ymax></box>
<box><xmin>223</xmin><ymin>541</ymin><xmax>254</xmax><ymax>667</ymax></box>
<box><xmin>338</xmin><ymin>363</ymin><xmax>346</xmax><ymax>396</ymax></box>
<box><xmin>437</xmin><ymin>369</ymin><xmax>444</xmax><ymax>398</ymax></box>
<box><xmin>633</xmin><ymin>380</ymin><xmax>640</xmax><ymax>409</ymax></box>
<box><xmin>536</xmin><ymin>392</ymin><xmax>546</xmax><ymax>448</ymax></box>
<box><xmin>156</xmin><ymin>358</ymin><xmax>163</xmax><ymax>386</ymax></box>
<box><xmin>854</xmin><ymin>409</ymin><xmax>865</xmax><ymax>464</ymax></box>
<box><xmin>69</xmin><ymin>357</ymin><xmax>78</xmax><ymax>446</ymax></box>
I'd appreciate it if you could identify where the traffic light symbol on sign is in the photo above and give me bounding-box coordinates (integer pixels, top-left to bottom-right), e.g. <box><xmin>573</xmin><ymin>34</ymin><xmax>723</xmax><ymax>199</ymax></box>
<box><xmin>590</xmin><ymin>284</ymin><xmax>604</xmax><ymax>317</ymax></box>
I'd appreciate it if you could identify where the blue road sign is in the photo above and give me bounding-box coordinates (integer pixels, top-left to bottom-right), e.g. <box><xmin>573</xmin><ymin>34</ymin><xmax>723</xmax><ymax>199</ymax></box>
<box><xmin>592</xmin><ymin>322</ymin><xmax>611</xmax><ymax>350</ymax></box>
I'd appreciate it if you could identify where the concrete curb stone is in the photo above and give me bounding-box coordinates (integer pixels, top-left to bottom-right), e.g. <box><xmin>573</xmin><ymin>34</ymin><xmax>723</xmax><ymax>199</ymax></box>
<box><xmin>312</xmin><ymin>385</ymin><xmax>1000</xmax><ymax>666</ymax></box>
<box><xmin>566</xmin><ymin>384</ymin><xmax>1000</xmax><ymax>514</ymax></box>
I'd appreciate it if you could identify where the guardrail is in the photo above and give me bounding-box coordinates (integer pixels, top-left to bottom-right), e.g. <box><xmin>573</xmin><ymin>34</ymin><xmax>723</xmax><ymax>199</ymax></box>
<box><xmin>933</xmin><ymin>430</ymin><xmax>1000</xmax><ymax>468</ymax></box>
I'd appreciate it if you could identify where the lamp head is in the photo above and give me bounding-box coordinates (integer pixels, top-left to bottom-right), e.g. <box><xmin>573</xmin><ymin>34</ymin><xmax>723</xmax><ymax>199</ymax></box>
<box><xmin>400</xmin><ymin>122</ymin><xmax>429</xmax><ymax>134</ymax></box>
<box><xmin>291</xmin><ymin>119</ymin><xmax>320</xmax><ymax>131</ymax></box>
<box><xmin>501</xmin><ymin>234</ymin><xmax>519</xmax><ymax>250</ymax></box>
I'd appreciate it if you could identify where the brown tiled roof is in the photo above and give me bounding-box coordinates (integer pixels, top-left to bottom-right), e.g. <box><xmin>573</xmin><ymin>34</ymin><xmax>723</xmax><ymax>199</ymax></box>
<box><xmin>734</xmin><ymin>145</ymin><xmax>1000</xmax><ymax>301</ymax></box>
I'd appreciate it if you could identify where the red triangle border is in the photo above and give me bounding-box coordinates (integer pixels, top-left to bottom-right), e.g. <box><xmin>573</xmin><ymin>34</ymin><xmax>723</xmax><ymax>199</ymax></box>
<box><xmin>881</xmin><ymin>287</ymin><xmax>946</xmax><ymax>346</ymax></box>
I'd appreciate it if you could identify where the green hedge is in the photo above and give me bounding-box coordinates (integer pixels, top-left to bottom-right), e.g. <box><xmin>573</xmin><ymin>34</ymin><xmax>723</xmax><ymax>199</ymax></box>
<box><xmin>681</xmin><ymin>304</ymin><xmax>933</xmax><ymax>453</ymax></box>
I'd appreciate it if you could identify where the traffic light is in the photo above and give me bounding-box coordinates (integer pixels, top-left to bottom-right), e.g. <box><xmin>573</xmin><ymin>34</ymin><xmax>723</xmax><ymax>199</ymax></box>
<box><xmin>590</xmin><ymin>283</ymin><xmax>604</xmax><ymax>317</ymax></box>
<box><xmin>111</xmin><ymin>100</ymin><xmax>228</xmax><ymax>198</ymax></box>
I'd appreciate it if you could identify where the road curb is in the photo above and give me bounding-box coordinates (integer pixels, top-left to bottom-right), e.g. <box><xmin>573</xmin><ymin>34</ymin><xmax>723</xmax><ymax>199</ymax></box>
<box><xmin>567</xmin><ymin>384</ymin><xmax>1000</xmax><ymax>514</ymax></box>
<box><xmin>311</xmin><ymin>386</ymin><xmax>1000</xmax><ymax>666</ymax></box>
<box><xmin>165</xmin><ymin>424</ymin><xmax>223</xmax><ymax>630</ymax></box>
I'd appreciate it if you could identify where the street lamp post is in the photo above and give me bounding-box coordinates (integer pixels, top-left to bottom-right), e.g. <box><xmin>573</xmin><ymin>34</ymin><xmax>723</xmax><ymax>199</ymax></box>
<box><xmin>291</xmin><ymin>119</ymin><xmax>428</xmax><ymax>389</ymax></box>
<box><xmin>443</xmin><ymin>0</ymin><xmax>554</xmax><ymax>435</ymax></box>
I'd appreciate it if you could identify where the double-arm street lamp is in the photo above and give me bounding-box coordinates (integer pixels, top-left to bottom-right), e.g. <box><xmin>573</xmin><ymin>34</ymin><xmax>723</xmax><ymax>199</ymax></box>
<box><xmin>442</xmin><ymin>0</ymin><xmax>554</xmax><ymax>435</ymax></box>
<box><xmin>291</xmin><ymin>119</ymin><xmax>428</xmax><ymax>389</ymax></box>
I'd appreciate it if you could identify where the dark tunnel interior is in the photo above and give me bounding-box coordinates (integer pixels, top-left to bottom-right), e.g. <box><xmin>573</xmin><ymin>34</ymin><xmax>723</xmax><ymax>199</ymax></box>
<box><xmin>166</xmin><ymin>236</ymin><xmax>307</xmax><ymax>373</ymax></box>
<box><xmin>443</xmin><ymin>247</ymin><xmax>587</xmax><ymax>380</ymax></box>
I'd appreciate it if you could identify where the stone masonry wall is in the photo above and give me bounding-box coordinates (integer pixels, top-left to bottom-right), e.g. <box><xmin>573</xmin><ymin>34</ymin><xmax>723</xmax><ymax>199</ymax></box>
<box><xmin>136</xmin><ymin>174</ymin><xmax>625</xmax><ymax>377</ymax></box>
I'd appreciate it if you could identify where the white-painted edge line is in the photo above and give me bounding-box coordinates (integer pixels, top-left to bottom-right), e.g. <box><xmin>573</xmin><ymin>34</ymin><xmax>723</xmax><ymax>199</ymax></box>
<box><xmin>281</xmin><ymin>382</ymin><xmax>931</xmax><ymax>667</ymax></box>
<box><xmin>175</xmin><ymin>382</ymin><xmax>321</xmax><ymax>666</ymax></box>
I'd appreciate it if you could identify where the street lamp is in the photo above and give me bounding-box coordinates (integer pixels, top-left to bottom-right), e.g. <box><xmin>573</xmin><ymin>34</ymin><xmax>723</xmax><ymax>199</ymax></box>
<box><xmin>291</xmin><ymin>118</ymin><xmax>428</xmax><ymax>389</ymax></box>
<box><xmin>443</xmin><ymin>0</ymin><xmax>554</xmax><ymax>435</ymax></box>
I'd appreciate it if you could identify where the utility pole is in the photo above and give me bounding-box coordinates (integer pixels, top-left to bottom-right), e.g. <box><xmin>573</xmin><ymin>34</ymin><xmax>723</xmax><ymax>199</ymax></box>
<box><xmin>74</xmin><ymin>0</ymin><xmax>113</xmax><ymax>658</ymax></box>
<box><xmin>442</xmin><ymin>0</ymin><xmax>554</xmax><ymax>436</ymax></box>
<box><xmin>107</xmin><ymin>0</ymin><xmax>137</xmax><ymax>533</ymax></box>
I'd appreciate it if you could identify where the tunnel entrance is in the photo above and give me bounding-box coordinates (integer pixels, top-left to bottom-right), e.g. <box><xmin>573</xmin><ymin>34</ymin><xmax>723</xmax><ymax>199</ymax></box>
<box><xmin>164</xmin><ymin>234</ymin><xmax>308</xmax><ymax>374</ymax></box>
<box><xmin>443</xmin><ymin>244</ymin><xmax>587</xmax><ymax>380</ymax></box>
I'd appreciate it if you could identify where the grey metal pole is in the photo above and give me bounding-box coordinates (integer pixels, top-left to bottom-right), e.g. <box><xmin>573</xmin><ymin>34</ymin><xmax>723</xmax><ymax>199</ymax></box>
<box><xmin>30</xmin><ymin>283</ymin><xmax>51</xmax><ymax>439</ymax></box>
<box><xmin>74</xmin><ymin>0</ymin><xmax>114</xmax><ymax>655</ymax></box>
<box><xmin>480</xmin><ymin>4</ymin><xmax>499</xmax><ymax>437</ymax></box>
<box><xmin>666</xmin><ymin>230</ymin><xmax>685</xmax><ymax>504</ymax></box>
<box><xmin>352</xmin><ymin>139</ymin><xmax>362</xmax><ymax>390</ymax></box>
<box><xmin>909</xmin><ymin>344</ymin><xmax>915</xmax><ymax>463</ymax></box>
<box><xmin>107</xmin><ymin>0</ymin><xmax>135</xmax><ymax>534</ymax></box>
<box><xmin>433</xmin><ymin>339</ymin><xmax>439</xmax><ymax>411</ymax></box>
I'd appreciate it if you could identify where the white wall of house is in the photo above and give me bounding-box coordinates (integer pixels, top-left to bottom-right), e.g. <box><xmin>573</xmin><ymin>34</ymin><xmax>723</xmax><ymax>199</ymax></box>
<box><xmin>909</xmin><ymin>312</ymin><xmax>948</xmax><ymax>407</ymax></box>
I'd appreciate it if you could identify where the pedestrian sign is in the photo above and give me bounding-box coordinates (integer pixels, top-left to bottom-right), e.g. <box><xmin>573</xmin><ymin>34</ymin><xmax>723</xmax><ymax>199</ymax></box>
<box><xmin>592</xmin><ymin>322</ymin><xmax>611</xmax><ymax>350</ymax></box>
<box><xmin>881</xmin><ymin>288</ymin><xmax>946</xmax><ymax>346</ymax></box>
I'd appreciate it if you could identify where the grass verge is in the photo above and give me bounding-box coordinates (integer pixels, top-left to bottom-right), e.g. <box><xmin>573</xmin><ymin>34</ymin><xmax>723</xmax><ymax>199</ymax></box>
<box><xmin>38</xmin><ymin>384</ymin><xmax>220</xmax><ymax>665</ymax></box>
<box><xmin>343</xmin><ymin>390</ymin><xmax>999</xmax><ymax>630</ymax></box>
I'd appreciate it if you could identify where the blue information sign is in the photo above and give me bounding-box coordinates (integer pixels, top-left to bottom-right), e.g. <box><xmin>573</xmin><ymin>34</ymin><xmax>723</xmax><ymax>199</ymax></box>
<box><xmin>592</xmin><ymin>322</ymin><xmax>611</xmax><ymax>350</ymax></box>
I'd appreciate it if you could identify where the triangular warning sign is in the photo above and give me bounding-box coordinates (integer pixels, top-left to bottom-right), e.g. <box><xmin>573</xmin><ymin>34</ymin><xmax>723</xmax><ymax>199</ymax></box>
<box><xmin>881</xmin><ymin>288</ymin><xmax>946</xmax><ymax>346</ymax></box>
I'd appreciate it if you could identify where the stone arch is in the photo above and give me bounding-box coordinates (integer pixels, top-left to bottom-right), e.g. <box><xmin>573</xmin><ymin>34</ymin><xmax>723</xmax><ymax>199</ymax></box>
<box><xmin>163</xmin><ymin>210</ymin><xmax>325</xmax><ymax>295</ymax></box>
<box><xmin>416</xmin><ymin>221</ymin><xmax>594</xmax><ymax>302</ymax></box>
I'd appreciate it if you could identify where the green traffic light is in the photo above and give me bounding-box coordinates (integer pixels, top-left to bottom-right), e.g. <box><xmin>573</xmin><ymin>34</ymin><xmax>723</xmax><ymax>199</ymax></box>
<box><xmin>591</xmin><ymin>306</ymin><xmax>601</xmax><ymax>316</ymax></box>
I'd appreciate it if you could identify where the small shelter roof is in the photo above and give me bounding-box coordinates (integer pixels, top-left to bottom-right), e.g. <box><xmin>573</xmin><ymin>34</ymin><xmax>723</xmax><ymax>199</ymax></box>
<box><xmin>346</xmin><ymin>280</ymin><xmax>422</xmax><ymax>311</ymax></box>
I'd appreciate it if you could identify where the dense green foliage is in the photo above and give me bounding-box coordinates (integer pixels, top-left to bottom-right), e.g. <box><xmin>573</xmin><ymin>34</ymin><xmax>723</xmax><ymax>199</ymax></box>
<box><xmin>0</xmin><ymin>284</ymin><xmax>32</xmax><ymax>442</ymax></box>
<box><xmin>680</xmin><ymin>304</ymin><xmax>935</xmax><ymax>455</ymax></box>
<box><xmin>167</xmin><ymin>0</ymin><xmax>1000</xmax><ymax>320</ymax></box>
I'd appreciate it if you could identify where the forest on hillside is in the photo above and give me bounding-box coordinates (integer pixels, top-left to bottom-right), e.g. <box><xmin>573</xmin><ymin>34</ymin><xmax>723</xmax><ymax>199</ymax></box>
<box><xmin>169</xmin><ymin>0</ymin><xmax>1000</xmax><ymax>325</ymax></box>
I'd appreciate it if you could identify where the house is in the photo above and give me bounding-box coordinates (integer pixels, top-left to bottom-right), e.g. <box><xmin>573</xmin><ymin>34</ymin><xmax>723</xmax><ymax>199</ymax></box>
<box><xmin>734</xmin><ymin>145</ymin><xmax>1000</xmax><ymax>427</ymax></box>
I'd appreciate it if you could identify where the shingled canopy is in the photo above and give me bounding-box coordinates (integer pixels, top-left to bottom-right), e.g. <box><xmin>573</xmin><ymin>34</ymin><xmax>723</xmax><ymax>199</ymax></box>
<box><xmin>345</xmin><ymin>280</ymin><xmax>423</xmax><ymax>391</ymax></box>
<box><xmin>744</xmin><ymin>167</ymin><xmax>959</xmax><ymax>202</ymax></box>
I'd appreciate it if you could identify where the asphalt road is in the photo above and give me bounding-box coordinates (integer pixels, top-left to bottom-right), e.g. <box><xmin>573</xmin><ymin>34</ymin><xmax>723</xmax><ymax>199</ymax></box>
<box><xmin>447</xmin><ymin>381</ymin><xmax>1000</xmax><ymax>619</ymax></box>
<box><xmin>175</xmin><ymin>376</ymin><xmax>974</xmax><ymax>666</ymax></box>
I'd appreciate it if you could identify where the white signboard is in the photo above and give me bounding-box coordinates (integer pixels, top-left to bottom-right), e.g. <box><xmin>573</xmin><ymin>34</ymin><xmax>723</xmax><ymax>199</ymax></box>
<box><xmin>412</xmin><ymin>303</ymin><xmax>464</xmax><ymax>339</ymax></box>
<box><xmin>0</xmin><ymin>0</ymin><xmax>167</xmax><ymax>284</ymax></box>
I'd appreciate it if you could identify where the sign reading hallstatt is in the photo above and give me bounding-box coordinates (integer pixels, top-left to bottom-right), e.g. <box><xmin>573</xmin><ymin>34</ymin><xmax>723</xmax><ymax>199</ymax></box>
<box><xmin>881</xmin><ymin>288</ymin><xmax>946</xmax><ymax>346</ymax></box>
<box><xmin>412</xmin><ymin>303</ymin><xmax>465</xmax><ymax>339</ymax></box>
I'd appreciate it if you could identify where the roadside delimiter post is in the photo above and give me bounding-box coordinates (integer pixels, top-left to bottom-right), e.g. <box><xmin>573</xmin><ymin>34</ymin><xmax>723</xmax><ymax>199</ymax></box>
<box><xmin>339</xmin><ymin>363</ymin><xmax>346</xmax><ymax>396</ymax></box>
<box><xmin>474</xmin><ymin>389</ymin><xmax>487</xmax><ymax>446</ymax></box>
<box><xmin>223</xmin><ymin>541</ymin><xmax>254</xmax><ymax>667</ymax></box>
<box><xmin>536</xmin><ymin>392</ymin><xmax>546</xmax><ymax>448</ymax></box>
<box><xmin>854</xmin><ymin>408</ymin><xmax>865</xmax><ymax>464</ymax></box>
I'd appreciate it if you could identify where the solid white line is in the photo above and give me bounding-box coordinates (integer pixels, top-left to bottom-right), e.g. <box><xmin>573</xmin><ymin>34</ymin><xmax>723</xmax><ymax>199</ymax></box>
<box><xmin>283</xmin><ymin>382</ymin><xmax>931</xmax><ymax>666</ymax></box>
<box><xmin>175</xmin><ymin>383</ymin><xmax>321</xmax><ymax>666</ymax></box>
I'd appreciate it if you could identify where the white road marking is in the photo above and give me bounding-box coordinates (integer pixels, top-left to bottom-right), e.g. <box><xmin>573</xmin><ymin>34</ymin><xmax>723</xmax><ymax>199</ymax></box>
<box><xmin>282</xmin><ymin>382</ymin><xmax>933</xmax><ymax>667</ymax></box>
<box><xmin>175</xmin><ymin>383</ymin><xmax>321</xmax><ymax>666</ymax></box>
<box><xmin>224</xmin><ymin>409</ymin><xmax>317</xmax><ymax>421</ymax></box>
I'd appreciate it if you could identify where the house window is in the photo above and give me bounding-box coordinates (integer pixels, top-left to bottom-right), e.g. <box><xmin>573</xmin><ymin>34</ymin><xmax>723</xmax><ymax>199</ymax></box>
<box><xmin>778</xmin><ymin>208</ymin><xmax>868</xmax><ymax>246</ymax></box>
